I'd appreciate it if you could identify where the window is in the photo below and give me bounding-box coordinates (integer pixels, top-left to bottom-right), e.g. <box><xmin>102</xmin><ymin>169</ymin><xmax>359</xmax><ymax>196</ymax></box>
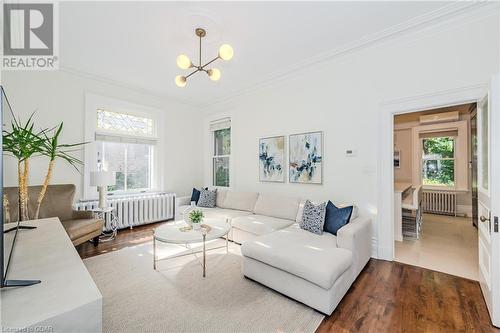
<box><xmin>211</xmin><ymin>118</ymin><xmax>231</xmax><ymax>187</ymax></box>
<box><xmin>97</xmin><ymin>141</ymin><xmax>153</xmax><ymax>192</ymax></box>
<box><xmin>95</xmin><ymin>109</ymin><xmax>156</xmax><ymax>193</ymax></box>
<box><xmin>421</xmin><ymin>136</ymin><xmax>455</xmax><ymax>187</ymax></box>
<box><xmin>97</xmin><ymin>109</ymin><xmax>153</xmax><ymax>136</ymax></box>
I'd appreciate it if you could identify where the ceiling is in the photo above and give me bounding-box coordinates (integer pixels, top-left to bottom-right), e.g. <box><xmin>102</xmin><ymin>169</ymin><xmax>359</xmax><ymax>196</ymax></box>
<box><xmin>60</xmin><ymin>1</ymin><xmax>452</xmax><ymax>108</ymax></box>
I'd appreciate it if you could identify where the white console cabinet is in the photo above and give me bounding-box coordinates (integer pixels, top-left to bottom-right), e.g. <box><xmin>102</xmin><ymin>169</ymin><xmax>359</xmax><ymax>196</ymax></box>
<box><xmin>1</xmin><ymin>218</ymin><xmax>102</xmax><ymax>333</ymax></box>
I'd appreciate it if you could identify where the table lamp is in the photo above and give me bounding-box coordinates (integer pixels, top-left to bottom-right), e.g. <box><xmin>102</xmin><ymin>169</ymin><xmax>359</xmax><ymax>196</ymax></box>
<box><xmin>90</xmin><ymin>171</ymin><xmax>116</xmax><ymax>209</ymax></box>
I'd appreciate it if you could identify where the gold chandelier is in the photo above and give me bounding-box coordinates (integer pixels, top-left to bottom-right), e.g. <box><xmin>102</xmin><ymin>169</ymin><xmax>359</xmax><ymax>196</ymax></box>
<box><xmin>175</xmin><ymin>28</ymin><xmax>233</xmax><ymax>88</ymax></box>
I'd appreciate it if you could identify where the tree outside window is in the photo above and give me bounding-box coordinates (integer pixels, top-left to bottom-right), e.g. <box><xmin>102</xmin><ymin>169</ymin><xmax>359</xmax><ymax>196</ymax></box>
<box><xmin>97</xmin><ymin>141</ymin><xmax>153</xmax><ymax>192</ymax></box>
<box><xmin>422</xmin><ymin>136</ymin><xmax>455</xmax><ymax>187</ymax></box>
<box><xmin>213</xmin><ymin>128</ymin><xmax>230</xmax><ymax>187</ymax></box>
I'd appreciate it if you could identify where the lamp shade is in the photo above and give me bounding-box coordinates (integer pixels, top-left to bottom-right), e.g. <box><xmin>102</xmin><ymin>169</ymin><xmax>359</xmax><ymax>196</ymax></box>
<box><xmin>90</xmin><ymin>171</ymin><xmax>116</xmax><ymax>186</ymax></box>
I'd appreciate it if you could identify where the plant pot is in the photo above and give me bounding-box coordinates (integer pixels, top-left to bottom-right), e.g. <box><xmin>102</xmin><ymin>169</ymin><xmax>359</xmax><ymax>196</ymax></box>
<box><xmin>192</xmin><ymin>222</ymin><xmax>201</xmax><ymax>230</ymax></box>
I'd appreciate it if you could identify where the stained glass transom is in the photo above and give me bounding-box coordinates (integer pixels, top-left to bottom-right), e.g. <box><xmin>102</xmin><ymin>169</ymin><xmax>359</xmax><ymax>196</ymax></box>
<box><xmin>97</xmin><ymin>109</ymin><xmax>153</xmax><ymax>136</ymax></box>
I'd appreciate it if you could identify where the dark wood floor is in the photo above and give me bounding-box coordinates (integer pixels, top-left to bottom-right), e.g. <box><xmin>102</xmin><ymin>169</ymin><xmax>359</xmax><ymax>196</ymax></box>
<box><xmin>77</xmin><ymin>222</ymin><xmax>500</xmax><ymax>333</ymax></box>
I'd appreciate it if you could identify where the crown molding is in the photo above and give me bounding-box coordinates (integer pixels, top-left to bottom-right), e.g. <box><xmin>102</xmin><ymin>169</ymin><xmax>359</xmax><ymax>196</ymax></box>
<box><xmin>57</xmin><ymin>2</ymin><xmax>497</xmax><ymax>113</ymax></box>
<box><xmin>203</xmin><ymin>1</ymin><xmax>498</xmax><ymax>112</ymax></box>
<box><xmin>59</xmin><ymin>66</ymin><xmax>205</xmax><ymax>110</ymax></box>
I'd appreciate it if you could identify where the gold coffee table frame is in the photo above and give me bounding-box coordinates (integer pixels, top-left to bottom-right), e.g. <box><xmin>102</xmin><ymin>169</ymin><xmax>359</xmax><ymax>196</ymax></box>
<box><xmin>153</xmin><ymin>219</ymin><xmax>230</xmax><ymax>277</ymax></box>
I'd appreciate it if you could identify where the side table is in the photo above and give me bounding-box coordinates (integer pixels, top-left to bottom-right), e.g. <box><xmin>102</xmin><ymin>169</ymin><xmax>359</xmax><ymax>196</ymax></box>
<box><xmin>92</xmin><ymin>207</ymin><xmax>118</xmax><ymax>242</ymax></box>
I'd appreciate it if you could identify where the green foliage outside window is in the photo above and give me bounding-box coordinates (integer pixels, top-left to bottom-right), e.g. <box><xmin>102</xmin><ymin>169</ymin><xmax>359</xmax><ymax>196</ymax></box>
<box><xmin>213</xmin><ymin>128</ymin><xmax>230</xmax><ymax>187</ymax></box>
<box><xmin>422</xmin><ymin>137</ymin><xmax>455</xmax><ymax>186</ymax></box>
<box><xmin>214</xmin><ymin>128</ymin><xmax>231</xmax><ymax>155</ymax></box>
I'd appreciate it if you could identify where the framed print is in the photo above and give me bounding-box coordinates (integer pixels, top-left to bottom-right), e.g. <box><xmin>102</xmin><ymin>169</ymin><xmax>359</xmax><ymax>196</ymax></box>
<box><xmin>289</xmin><ymin>131</ymin><xmax>323</xmax><ymax>184</ymax></box>
<box><xmin>259</xmin><ymin>136</ymin><xmax>285</xmax><ymax>182</ymax></box>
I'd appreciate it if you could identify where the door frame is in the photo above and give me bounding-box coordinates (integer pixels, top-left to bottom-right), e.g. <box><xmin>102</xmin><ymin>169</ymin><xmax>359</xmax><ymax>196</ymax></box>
<box><xmin>471</xmin><ymin>107</ymin><xmax>478</xmax><ymax>228</ymax></box>
<box><xmin>377</xmin><ymin>84</ymin><xmax>488</xmax><ymax>260</ymax></box>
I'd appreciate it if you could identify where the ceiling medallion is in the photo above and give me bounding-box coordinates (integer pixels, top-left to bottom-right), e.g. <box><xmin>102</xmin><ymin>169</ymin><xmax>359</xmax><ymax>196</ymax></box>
<box><xmin>175</xmin><ymin>28</ymin><xmax>233</xmax><ymax>88</ymax></box>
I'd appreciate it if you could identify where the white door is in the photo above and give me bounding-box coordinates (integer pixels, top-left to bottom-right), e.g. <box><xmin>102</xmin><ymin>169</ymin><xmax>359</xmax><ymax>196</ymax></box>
<box><xmin>477</xmin><ymin>75</ymin><xmax>500</xmax><ymax>327</ymax></box>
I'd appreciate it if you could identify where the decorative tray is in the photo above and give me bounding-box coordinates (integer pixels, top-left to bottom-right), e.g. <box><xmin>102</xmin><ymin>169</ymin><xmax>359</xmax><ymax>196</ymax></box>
<box><xmin>179</xmin><ymin>224</ymin><xmax>212</xmax><ymax>233</ymax></box>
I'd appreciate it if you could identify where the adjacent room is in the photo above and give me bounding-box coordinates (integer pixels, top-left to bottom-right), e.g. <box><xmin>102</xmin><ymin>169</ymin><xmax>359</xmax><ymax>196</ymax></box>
<box><xmin>1</xmin><ymin>1</ymin><xmax>500</xmax><ymax>333</ymax></box>
<box><xmin>393</xmin><ymin>104</ymin><xmax>479</xmax><ymax>280</ymax></box>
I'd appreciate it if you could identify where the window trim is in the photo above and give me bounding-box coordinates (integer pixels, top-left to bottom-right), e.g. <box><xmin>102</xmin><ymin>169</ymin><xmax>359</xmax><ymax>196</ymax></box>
<box><xmin>421</xmin><ymin>136</ymin><xmax>456</xmax><ymax>188</ymax></box>
<box><xmin>84</xmin><ymin>94</ymin><xmax>163</xmax><ymax>199</ymax></box>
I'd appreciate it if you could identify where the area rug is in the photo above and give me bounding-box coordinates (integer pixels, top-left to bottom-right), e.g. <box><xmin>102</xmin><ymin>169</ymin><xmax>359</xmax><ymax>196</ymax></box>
<box><xmin>84</xmin><ymin>241</ymin><xmax>325</xmax><ymax>333</ymax></box>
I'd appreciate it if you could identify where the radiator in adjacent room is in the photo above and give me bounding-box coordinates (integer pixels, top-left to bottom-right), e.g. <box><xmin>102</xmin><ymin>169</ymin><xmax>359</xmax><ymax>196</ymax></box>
<box><xmin>74</xmin><ymin>192</ymin><xmax>176</xmax><ymax>231</ymax></box>
<box><xmin>422</xmin><ymin>190</ymin><xmax>456</xmax><ymax>216</ymax></box>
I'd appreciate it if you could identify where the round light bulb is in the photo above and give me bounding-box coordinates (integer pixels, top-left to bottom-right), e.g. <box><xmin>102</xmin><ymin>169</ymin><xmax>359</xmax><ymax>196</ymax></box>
<box><xmin>208</xmin><ymin>68</ymin><xmax>221</xmax><ymax>81</ymax></box>
<box><xmin>218</xmin><ymin>44</ymin><xmax>233</xmax><ymax>61</ymax></box>
<box><xmin>175</xmin><ymin>75</ymin><xmax>187</xmax><ymax>87</ymax></box>
<box><xmin>176</xmin><ymin>54</ymin><xmax>192</xmax><ymax>69</ymax></box>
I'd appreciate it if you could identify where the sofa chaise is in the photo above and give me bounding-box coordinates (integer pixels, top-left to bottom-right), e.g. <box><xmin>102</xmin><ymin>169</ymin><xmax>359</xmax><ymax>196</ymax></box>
<box><xmin>176</xmin><ymin>189</ymin><xmax>372</xmax><ymax>315</ymax></box>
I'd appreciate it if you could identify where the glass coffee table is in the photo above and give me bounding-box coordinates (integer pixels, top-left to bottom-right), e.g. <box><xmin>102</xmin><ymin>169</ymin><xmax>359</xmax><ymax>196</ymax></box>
<box><xmin>153</xmin><ymin>218</ymin><xmax>230</xmax><ymax>277</ymax></box>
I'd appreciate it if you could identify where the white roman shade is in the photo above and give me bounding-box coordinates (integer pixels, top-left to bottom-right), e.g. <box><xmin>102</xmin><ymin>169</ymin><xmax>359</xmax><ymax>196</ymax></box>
<box><xmin>210</xmin><ymin>117</ymin><xmax>231</xmax><ymax>131</ymax></box>
<box><xmin>419</xmin><ymin>129</ymin><xmax>458</xmax><ymax>139</ymax></box>
<box><xmin>95</xmin><ymin>133</ymin><xmax>157</xmax><ymax>145</ymax></box>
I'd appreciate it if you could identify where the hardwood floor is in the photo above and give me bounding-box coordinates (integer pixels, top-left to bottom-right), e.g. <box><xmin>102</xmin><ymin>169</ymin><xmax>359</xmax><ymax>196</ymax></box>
<box><xmin>76</xmin><ymin>220</ymin><xmax>167</xmax><ymax>258</ymax></box>
<box><xmin>77</xmin><ymin>222</ymin><xmax>499</xmax><ymax>333</ymax></box>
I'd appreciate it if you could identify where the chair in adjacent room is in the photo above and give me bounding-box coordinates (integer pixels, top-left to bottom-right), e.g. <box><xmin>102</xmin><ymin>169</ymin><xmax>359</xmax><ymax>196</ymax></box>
<box><xmin>401</xmin><ymin>185</ymin><xmax>423</xmax><ymax>239</ymax></box>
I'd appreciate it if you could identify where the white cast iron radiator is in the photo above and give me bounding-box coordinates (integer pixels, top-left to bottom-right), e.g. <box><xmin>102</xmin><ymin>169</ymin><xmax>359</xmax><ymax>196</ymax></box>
<box><xmin>75</xmin><ymin>193</ymin><xmax>176</xmax><ymax>230</ymax></box>
<box><xmin>422</xmin><ymin>190</ymin><xmax>456</xmax><ymax>216</ymax></box>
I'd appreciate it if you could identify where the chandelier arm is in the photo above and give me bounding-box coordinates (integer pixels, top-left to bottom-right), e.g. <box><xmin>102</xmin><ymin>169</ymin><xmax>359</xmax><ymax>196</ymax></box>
<box><xmin>199</xmin><ymin>34</ymin><xmax>202</xmax><ymax>67</ymax></box>
<box><xmin>185</xmin><ymin>69</ymin><xmax>199</xmax><ymax>79</ymax></box>
<box><xmin>201</xmin><ymin>56</ymin><xmax>220</xmax><ymax>69</ymax></box>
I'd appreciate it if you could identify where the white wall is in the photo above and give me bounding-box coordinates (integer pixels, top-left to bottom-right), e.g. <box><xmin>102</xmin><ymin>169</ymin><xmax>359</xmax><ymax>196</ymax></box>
<box><xmin>1</xmin><ymin>70</ymin><xmax>204</xmax><ymax>200</ymax></box>
<box><xmin>203</xmin><ymin>11</ymin><xmax>500</xmax><ymax>255</ymax></box>
<box><xmin>394</xmin><ymin>129</ymin><xmax>413</xmax><ymax>183</ymax></box>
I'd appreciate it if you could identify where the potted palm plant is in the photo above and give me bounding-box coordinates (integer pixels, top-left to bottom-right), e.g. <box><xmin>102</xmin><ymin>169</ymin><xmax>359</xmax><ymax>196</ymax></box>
<box><xmin>34</xmin><ymin>122</ymin><xmax>86</xmax><ymax>219</ymax></box>
<box><xmin>3</xmin><ymin>112</ymin><xmax>87</xmax><ymax>221</ymax></box>
<box><xmin>3</xmin><ymin>113</ymin><xmax>46</xmax><ymax>220</ymax></box>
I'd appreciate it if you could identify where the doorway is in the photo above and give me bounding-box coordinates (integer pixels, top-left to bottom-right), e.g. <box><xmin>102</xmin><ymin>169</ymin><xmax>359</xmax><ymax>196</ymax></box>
<box><xmin>378</xmin><ymin>82</ymin><xmax>499</xmax><ymax>327</ymax></box>
<box><xmin>392</xmin><ymin>103</ymin><xmax>479</xmax><ymax>280</ymax></box>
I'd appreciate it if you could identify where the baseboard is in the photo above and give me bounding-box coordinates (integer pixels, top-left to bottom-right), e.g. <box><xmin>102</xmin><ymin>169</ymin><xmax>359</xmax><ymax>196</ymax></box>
<box><xmin>371</xmin><ymin>237</ymin><xmax>379</xmax><ymax>259</ymax></box>
<box><xmin>456</xmin><ymin>205</ymin><xmax>472</xmax><ymax>217</ymax></box>
<box><xmin>376</xmin><ymin>245</ymin><xmax>394</xmax><ymax>261</ymax></box>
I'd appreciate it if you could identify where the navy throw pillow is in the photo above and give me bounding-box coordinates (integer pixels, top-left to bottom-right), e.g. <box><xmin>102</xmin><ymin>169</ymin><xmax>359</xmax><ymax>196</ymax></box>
<box><xmin>323</xmin><ymin>201</ymin><xmax>353</xmax><ymax>236</ymax></box>
<box><xmin>190</xmin><ymin>187</ymin><xmax>208</xmax><ymax>204</ymax></box>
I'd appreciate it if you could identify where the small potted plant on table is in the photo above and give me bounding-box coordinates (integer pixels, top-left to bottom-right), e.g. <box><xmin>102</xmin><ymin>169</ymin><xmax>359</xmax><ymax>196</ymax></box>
<box><xmin>189</xmin><ymin>210</ymin><xmax>204</xmax><ymax>230</ymax></box>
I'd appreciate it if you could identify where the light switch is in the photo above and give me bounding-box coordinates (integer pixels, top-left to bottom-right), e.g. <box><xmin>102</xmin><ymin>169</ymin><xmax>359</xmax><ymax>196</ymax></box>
<box><xmin>345</xmin><ymin>149</ymin><xmax>357</xmax><ymax>157</ymax></box>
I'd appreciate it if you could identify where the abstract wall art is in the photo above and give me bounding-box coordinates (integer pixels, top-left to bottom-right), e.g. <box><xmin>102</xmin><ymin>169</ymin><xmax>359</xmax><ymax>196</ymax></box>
<box><xmin>259</xmin><ymin>136</ymin><xmax>285</xmax><ymax>182</ymax></box>
<box><xmin>289</xmin><ymin>131</ymin><xmax>323</xmax><ymax>184</ymax></box>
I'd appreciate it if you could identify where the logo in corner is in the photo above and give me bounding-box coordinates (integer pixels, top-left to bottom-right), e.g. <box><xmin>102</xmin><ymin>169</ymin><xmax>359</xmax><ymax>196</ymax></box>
<box><xmin>2</xmin><ymin>2</ymin><xmax>59</xmax><ymax>70</ymax></box>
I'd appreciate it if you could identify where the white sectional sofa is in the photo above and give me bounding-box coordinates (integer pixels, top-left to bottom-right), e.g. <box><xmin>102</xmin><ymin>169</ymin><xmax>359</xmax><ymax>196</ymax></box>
<box><xmin>177</xmin><ymin>190</ymin><xmax>302</xmax><ymax>244</ymax></box>
<box><xmin>176</xmin><ymin>189</ymin><xmax>372</xmax><ymax>315</ymax></box>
